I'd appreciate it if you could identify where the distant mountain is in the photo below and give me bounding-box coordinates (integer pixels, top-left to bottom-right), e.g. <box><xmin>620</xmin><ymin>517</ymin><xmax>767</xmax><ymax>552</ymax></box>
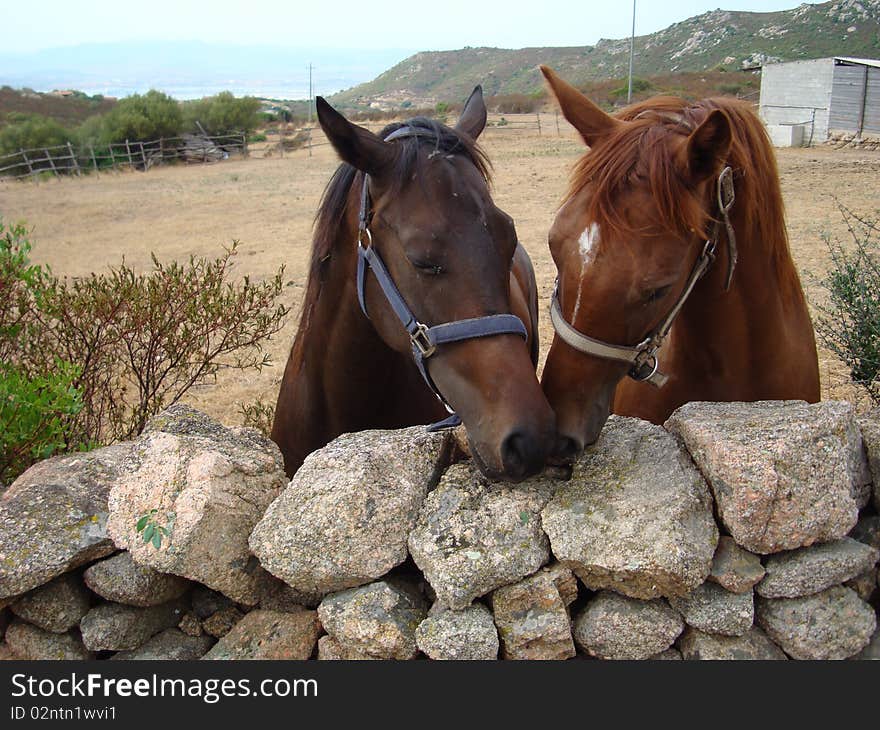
<box><xmin>0</xmin><ymin>42</ymin><xmax>416</xmax><ymax>100</ymax></box>
<box><xmin>331</xmin><ymin>0</ymin><xmax>880</xmax><ymax>108</ymax></box>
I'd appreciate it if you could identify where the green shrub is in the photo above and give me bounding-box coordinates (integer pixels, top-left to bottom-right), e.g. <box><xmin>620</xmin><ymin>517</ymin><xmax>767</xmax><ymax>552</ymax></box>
<box><xmin>238</xmin><ymin>398</ymin><xmax>275</xmax><ymax>437</ymax></box>
<box><xmin>0</xmin><ymin>361</ymin><xmax>83</xmax><ymax>484</ymax></box>
<box><xmin>96</xmin><ymin>90</ymin><xmax>183</xmax><ymax>144</ymax></box>
<box><xmin>815</xmin><ymin>204</ymin><xmax>880</xmax><ymax>404</ymax></box>
<box><xmin>611</xmin><ymin>77</ymin><xmax>653</xmax><ymax>99</ymax></box>
<box><xmin>0</xmin><ymin>115</ymin><xmax>71</xmax><ymax>155</ymax></box>
<box><xmin>0</xmin><ymin>221</ymin><xmax>84</xmax><ymax>483</ymax></box>
<box><xmin>182</xmin><ymin>92</ymin><xmax>261</xmax><ymax>135</ymax></box>
<box><xmin>0</xmin><ymin>220</ymin><xmax>290</xmax><ymax>476</ymax></box>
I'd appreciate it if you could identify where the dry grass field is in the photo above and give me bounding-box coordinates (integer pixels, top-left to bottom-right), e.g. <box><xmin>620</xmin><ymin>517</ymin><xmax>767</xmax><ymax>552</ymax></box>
<box><xmin>1</xmin><ymin>118</ymin><xmax>879</xmax><ymax>428</ymax></box>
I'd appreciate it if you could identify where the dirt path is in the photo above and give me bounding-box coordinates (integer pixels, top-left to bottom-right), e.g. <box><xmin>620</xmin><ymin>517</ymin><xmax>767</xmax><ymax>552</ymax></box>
<box><xmin>1</xmin><ymin>127</ymin><xmax>878</xmax><ymax>424</ymax></box>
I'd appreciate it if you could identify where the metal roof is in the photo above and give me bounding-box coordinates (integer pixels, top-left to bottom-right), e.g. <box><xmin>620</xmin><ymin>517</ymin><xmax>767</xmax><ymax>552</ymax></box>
<box><xmin>834</xmin><ymin>57</ymin><xmax>880</xmax><ymax>68</ymax></box>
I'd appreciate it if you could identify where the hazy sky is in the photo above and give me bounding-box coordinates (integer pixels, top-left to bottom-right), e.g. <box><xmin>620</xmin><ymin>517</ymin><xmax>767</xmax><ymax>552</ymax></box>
<box><xmin>5</xmin><ymin>1</ymin><xmax>804</xmax><ymax>54</ymax></box>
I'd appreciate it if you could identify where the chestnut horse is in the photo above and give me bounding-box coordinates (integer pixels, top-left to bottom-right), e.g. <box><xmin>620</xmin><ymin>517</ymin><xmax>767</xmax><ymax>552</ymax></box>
<box><xmin>271</xmin><ymin>89</ymin><xmax>555</xmax><ymax>479</ymax></box>
<box><xmin>539</xmin><ymin>66</ymin><xmax>820</xmax><ymax>460</ymax></box>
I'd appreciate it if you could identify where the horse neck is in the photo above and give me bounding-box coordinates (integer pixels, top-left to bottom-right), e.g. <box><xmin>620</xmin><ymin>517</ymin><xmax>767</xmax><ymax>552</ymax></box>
<box><xmin>677</xmin><ymin>206</ymin><xmax>805</xmax><ymax>347</ymax></box>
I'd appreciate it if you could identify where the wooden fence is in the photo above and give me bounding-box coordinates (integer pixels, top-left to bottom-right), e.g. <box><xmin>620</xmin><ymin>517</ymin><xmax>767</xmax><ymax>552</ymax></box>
<box><xmin>0</xmin><ymin>133</ymin><xmax>248</xmax><ymax>180</ymax></box>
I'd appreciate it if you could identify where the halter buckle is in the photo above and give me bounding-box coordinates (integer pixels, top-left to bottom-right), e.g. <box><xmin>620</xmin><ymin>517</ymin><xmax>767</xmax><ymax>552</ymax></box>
<box><xmin>717</xmin><ymin>166</ymin><xmax>735</xmax><ymax>214</ymax></box>
<box><xmin>357</xmin><ymin>227</ymin><xmax>373</xmax><ymax>249</ymax></box>
<box><xmin>411</xmin><ymin>323</ymin><xmax>436</xmax><ymax>358</ymax></box>
<box><xmin>630</xmin><ymin>354</ymin><xmax>660</xmax><ymax>383</ymax></box>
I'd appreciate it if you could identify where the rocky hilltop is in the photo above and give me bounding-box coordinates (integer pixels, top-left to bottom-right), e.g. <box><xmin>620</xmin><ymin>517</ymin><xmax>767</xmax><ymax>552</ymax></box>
<box><xmin>332</xmin><ymin>0</ymin><xmax>880</xmax><ymax>107</ymax></box>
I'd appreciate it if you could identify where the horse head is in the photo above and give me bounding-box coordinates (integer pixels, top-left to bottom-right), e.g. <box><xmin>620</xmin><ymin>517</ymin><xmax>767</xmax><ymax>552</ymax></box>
<box><xmin>539</xmin><ymin>66</ymin><xmax>735</xmax><ymax>461</ymax></box>
<box><xmin>314</xmin><ymin>89</ymin><xmax>556</xmax><ymax>480</ymax></box>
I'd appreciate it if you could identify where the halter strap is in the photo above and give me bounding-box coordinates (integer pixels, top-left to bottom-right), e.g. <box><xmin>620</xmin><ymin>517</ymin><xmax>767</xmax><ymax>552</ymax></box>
<box><xmin>550</xmin><ymin>165</ymin><xmax>736</xmax><ymax>388</ymax></box>
<box><xmin>356</xmin><ymin>126</ymin><xmax>528</xmax><ymax>429</ymax></box>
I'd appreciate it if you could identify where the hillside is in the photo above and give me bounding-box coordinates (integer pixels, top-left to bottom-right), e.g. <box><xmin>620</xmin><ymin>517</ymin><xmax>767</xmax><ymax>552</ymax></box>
<box><xmin>0</xmin><ymin>87</ymin><xmax>116</xmax><ymax>128</ymax></box>
<box><xmin>331</xmin><ymin>0</ymin><xmax>880</xmax><ymax>108</ymax></box>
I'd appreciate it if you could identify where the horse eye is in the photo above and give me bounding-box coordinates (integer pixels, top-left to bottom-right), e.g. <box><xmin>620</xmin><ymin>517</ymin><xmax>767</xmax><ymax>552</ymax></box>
<box><xmin>646</xmin><ymin>285</ymin><xmax>672</xmax><ymax>303</ymax></box>
<box><xmin>411</xmin><ymin>260</ymin><xmax>444</xmax><ymax>276</ymax></box>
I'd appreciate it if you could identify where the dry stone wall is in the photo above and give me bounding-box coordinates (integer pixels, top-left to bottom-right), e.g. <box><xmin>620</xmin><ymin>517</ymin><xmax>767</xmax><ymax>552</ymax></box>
<box><xmin>0</xmin><ymin>400</ymin><xmax>878</xmax><ymax>661</ymax></box>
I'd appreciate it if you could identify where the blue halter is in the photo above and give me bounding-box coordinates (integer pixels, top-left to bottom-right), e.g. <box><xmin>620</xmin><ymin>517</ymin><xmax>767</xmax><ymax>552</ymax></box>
<box><xmin>356</xmin><ymin>126</ymin><xmax>528</xmax><ymax>431</ymax></box>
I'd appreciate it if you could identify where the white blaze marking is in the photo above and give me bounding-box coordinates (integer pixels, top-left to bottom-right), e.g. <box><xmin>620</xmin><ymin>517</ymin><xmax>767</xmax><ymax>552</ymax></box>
<box><xmin>572</xmin><ymin>223</ymin><xmax>600</xmax><ymax>321</ymax></box>
<box><xmin>578</xmin><ymin>223</ymin><xmax>600</xmax><ymax>265</ymax></box>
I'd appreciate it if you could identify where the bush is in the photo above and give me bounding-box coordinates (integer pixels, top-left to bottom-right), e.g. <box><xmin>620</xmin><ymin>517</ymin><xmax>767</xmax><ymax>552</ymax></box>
<box><xmin>0</xmin><ymin>361</ymin><xmax>83</xmax><ymax>484</ymax></box>
<box><xmin>182</xmin><ymin>92</ymin><xmax>261</xmax><ymax>135</ymax></box>
<box><xmin>815</xmin><ymin>204</ymin><xmax>880</xmax><ymax>404</ymax></box>
<box><xmin>0</xmin><ymin>221</ymin><xmax>84</xmax><ymax>483</ymax></box>
<box><xmin>238</xmin><ymin>399</ymin><xmax>275</xmax><ymax>438</ymax></box>
<box><xmin>0</xmin><ymin>115</ymin><xmax>71</xmax><ymax>155</ymax></box>
<box><xmin>0</xmin><ymin>221</ymin><xmax>290</xmax><ymax>478</ymax></box>
<box><xmin>610</xmin><ymin>77</ymin><xmax>653</xmax><ymax>99</ymax></box>
<box><xmin>491</xmin><ymin>94</ymin><xmax>540</xmax><ymax>114</ymax></box>
<box><xmin>95</xmin><ymin>90</ymin><xmax>183</xmax><ymax>144</ymax></box>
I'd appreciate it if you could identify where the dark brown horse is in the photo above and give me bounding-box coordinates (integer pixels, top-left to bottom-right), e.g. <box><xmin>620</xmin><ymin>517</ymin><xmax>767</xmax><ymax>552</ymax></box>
<box><xmin>271</xmin><ymin>88</ymin><xmax>555</xmax><ymax>479</ymax></box>
<box><xmin>539</xmin><ymin>66</ymin><xmax>820</xmax><ymax>460</ymax></box>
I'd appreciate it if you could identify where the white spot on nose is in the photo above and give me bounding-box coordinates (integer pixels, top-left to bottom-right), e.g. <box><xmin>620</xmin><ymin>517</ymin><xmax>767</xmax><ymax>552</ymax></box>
<box><xmin>571</xmin><ymin>223</ymin><xmax>600</xmax><ymax>321</ymax></box>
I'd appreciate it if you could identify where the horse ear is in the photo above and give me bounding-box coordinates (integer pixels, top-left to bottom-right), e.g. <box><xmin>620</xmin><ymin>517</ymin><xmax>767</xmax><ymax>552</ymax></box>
<box><xmin>683</xmin><ymin>109</ymin><xmax>732</xmax><ymax>183</ymax></box>
<box><xmin>315</xmin><ymin>96</ymin><xmax>394</xmax><ymax>176</ymax></box>
<box><xmin>455</xmin><ymin>85</ymin><xmax>487</xmax><ymax>140</ymax></box>
<box><xmin>540</xmin><ymin>65</ymin><xmax>621</xmax><ymax>146</ymax></box>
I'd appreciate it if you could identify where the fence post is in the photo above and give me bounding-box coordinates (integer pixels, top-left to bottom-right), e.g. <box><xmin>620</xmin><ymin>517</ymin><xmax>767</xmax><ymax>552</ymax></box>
<box><xmin>124</xmin><ymin>139</ymin><xmax>133</xmax><ymax>169</ymax></box>
<box><xmin>67</xmin><ymin>142</ymin><xmax>82</xmax><ymax>176</ymax></box>
<box><xmin>536</xmin><ymin>112</ymin><xmax>542</xmax><ymax>136</ymax></box>
<box><xmin>20</xmin><ymin>148</ymin><xmax>33</xmax><ymax>176</ymax></box>
<box><xmin>90</xmin><ymin>144</ymin><xmax>98</xmax><ymax>173</ymax></box>
<box><xmin>44</xmin><ymin>148</ymin><xmax>59</xmax><ymax>178</ymax></box>
<box><xmin>241</xmin><ymin>133</ymin><xmax>248</xmax><ymax>159</ymax></box>
<box><xmin>108</xmin><ymin>143</ymin><xmax>115</xmax><ymax>169</ymax></box>
<box><xmin>139</xmin><ymin>142</ymin><xmax>147</xmax><ymax>170</ymax></box>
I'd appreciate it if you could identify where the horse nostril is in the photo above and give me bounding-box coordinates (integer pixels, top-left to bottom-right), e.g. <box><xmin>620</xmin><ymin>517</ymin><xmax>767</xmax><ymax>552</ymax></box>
<box><xmin>500</xmin><ymin>431</ymin><xmax>544</xmax><ymax>481</ymax></box>
<box><xmin>549</xmin><ymin>435</ymin><xmax>583</xmax><ymax>466</ymax></box>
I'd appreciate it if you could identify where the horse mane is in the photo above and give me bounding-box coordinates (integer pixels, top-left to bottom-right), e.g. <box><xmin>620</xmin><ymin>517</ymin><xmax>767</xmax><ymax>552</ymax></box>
<box><xmin>288</xmin><ymin>116</ymin><xmax>491</xmax><ymax>362</ymax></box>
<box><xmin>567</xmin><ymin>95</ymin><xmax>799</xmax><ymax>293</ymax></box>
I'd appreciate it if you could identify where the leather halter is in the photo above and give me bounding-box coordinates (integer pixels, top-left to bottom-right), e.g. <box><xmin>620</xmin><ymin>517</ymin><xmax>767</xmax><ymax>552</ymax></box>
<box><xmin>550</xmin><ymin>165</ymin><xmax>737</xmax><ymax>388</ymax></box>
<box><xmin>356</xmin><ymin>125</ymin><xmax>528</xmax><ymax>430</ymax></box>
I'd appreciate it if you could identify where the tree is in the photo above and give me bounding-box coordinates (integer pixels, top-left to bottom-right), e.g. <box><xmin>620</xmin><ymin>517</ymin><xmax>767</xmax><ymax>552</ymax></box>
<box><xmin>182</xmin><ymin>92</ymin><xmax>261</xmax><ymax>135</ymax></box>
<box><xmin>97</xmin><ymin>90</ymin><xmax>183</xmax><ymax>143</ymax></box>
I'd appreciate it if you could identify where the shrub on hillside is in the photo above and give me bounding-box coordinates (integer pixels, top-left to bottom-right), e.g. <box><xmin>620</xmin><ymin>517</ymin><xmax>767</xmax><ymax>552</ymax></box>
<box><xmin>815</xmin><ymin>204</ymin><xmax>880</xmax><ymax>405</ymax></box>
<box><xmin>610</xmin><ymin>77</ymin><xmax>653</xmax><ymax>99</ymax></box>
<box><xmin>90</xmin><ymin>90</ymin><xmax>183</xmax><ymax>144</ymax></box>
<box><xmin>0</xmin><ymin>221</ymin><xmax>290</xmax><ymax>481</ymax></box>
<box><xmin>0</xmin><ymin>115</ymin><xmax>71</xmax><ymax>155</ymax></box>
<box><xmin>490</xmin><ymin>94</ymin><xmax>541</xmax><ymax>114</ymax></box>
<box><xmin>182</xmin><ymin>92</ymin><xmax>261</xmax><ymax>135</ymax></box>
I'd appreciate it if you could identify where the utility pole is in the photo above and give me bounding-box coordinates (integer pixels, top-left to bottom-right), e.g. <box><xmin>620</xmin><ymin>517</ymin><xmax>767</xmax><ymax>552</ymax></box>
<box><xmin>308</xmin><ymin>63</ymin><xmax>313</xmax><ymax>157</ymax></box>
<box><xmin>627</xmin><ymin>0</ymin><xmax>636</xmax><ymax>103</ymax></box>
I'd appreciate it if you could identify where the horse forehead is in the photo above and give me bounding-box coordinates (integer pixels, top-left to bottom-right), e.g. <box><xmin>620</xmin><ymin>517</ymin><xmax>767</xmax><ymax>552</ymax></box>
<box><xmin>577</xmin><ymin>223</ymin><xmax>601</xmax><ymax>265</ymax></box>
<box><xmin>391</xmin><ymin>160</ymin><xmax>491</xmax><ymax>224</ymax></box>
